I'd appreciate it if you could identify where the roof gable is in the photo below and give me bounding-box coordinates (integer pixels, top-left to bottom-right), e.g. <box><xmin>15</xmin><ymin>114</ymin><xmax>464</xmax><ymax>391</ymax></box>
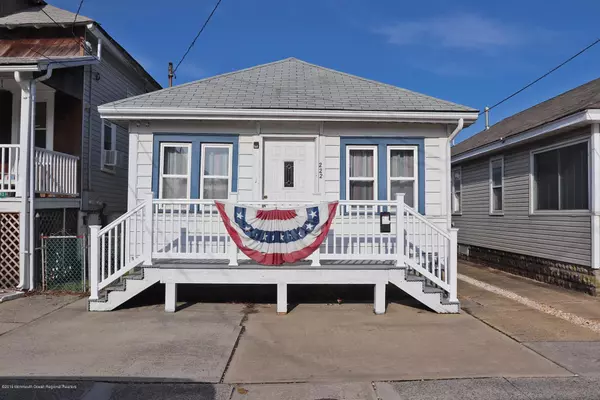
<box><xmin>102</xmin><ymin>58</ymin><xmax>477</xmax><ymax>113</ymax></box>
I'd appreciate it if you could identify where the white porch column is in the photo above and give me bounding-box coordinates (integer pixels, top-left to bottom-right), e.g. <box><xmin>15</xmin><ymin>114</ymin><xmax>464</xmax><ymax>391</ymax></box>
<box><xmin>591</xmin><ymin>123</ymin><xmax>600</xmax><ymax>270</ymax></box>
<box><xmin>14</xmin><ymin>72</ymin><xmax>33</xmax><ymax>290</ymax></box>
<box><xmin>165</xmin><ymin>282</ymin><xmax>177</xmax><ymax>312</ymax></box>
<box><xmin>228</xmin><ymin>192</ymin><xmax>239</xmax><ymax>266</ymax></box>
<box><xmin>396</xmin><ymin>193</ymin><xmax>405</xmax><ymax>267</ymax></box>
<box><xmin>449</xmin><ymin>228</ymin><xmax>459</xmax><ymax>302</ymax></box>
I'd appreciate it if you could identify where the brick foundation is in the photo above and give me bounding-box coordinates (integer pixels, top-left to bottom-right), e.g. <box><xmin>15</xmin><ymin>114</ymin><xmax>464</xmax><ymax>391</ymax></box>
<box><xmin>460</xmin><ymin>244</ymin><xmax>600</xmax><ymax>296</ymax></box>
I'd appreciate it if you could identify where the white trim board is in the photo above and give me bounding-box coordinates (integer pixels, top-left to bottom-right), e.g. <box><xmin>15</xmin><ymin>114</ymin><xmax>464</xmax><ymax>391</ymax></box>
<box><xmin>452</xmin><ymin>109</ymin><xmax>600</xmax><ymax>163</ymax></box>
<box><xmin>98</xmin><ymin>107</ymin><xmax>479</xmax><ymax>124</ymax></box>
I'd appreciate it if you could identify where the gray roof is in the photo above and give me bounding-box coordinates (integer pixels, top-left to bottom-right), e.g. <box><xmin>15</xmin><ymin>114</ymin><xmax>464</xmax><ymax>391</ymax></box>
<box><xmin>102</xmin><ymin>58</ymin><xmax>477</xmax><ymax>112</ymax></box>
<box><xmin>0</xmin><ymin>4</ymin><xmax>93</xmax><ymax>27</ymax></box>
<box><xmin>452</xmin><ymin>77</ymin><xmax>600</xmax><ymax>157</ymax></box>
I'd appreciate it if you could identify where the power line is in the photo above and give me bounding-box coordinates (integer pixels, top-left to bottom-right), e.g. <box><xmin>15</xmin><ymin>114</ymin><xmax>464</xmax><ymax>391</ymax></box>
<box><xmin>72</xmin><ymin>0</ymin><xmax>85</xmax><ymax>33</ymax></box>
<box><xmin>173</xmin><ymin>0</ymin><xmax>224</xmax><ymax>74</ymax></box>
<box><xmin>482</xmin><ymin>38</ymin><xmax>600</xmax><ymax>115</ymax></box>
<box><xmin>39</xmin><ymin>6</ymin><xmax>97</xmax><ymax>60</ymax></box>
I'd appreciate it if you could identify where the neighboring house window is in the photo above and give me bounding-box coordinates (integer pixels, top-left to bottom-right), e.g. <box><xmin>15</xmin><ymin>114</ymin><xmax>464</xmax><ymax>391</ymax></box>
<box><xmin>347</xmin><ymin>146</ymin><xmax>377</xmax><ymax>200</ymax></box>
<box><xmin>200</xmin><ymin>143</ymin><xmax>232</xmax><ymax>199</ymax></box>
<box><xmin>451</xmin><ymin>167</ymin><xmax>461</xmax><ymax>214</ymax></box>
<box><xmin>489</xmin><ymin>157</ymin><xmax>504</xmax><ymax>214</ymax></box>
<box><xmin>532</xmin><ymin>140</ymin><xmax>589</xmax><ymax>211</ymax></box>
<box><xmin>34</xmin><ymin>102</ymin><xmax>47</xmax><ymax>148</ymax></box>
<box><xmin>159</xmin><ymin>143</ymin><xmax>191</xmax><ymax>199</ymax></box>
<box><xmin>388</xmin><ymin>146</ymin><xmax>418</xmax><ymax>207</ymax></box>
<box><xmin>101</xmin><ymin>121</ymin><xmax>117</xmax><ymax>172</ymax></box>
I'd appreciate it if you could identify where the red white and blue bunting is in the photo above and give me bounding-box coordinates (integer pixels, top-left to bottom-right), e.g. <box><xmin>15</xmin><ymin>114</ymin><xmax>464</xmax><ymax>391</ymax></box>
<box><xmin>215</xmin><ymin>201</ymin><xmax>339</xmax><ymax>265</ymax></box>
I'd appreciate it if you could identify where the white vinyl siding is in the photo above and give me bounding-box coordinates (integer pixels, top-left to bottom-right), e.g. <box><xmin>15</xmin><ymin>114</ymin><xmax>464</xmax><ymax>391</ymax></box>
<box><xmin>489</xmin><ymin>157</ymin><xmax>504</xmax><ymax>214</ymax></box>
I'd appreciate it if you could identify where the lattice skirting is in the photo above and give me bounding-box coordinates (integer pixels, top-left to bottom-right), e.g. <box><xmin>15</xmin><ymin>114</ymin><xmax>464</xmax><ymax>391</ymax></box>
<box><xmin>0</xmin><ymin>213</ymin><xmax>19</xmax><ymax>288</ymax></box>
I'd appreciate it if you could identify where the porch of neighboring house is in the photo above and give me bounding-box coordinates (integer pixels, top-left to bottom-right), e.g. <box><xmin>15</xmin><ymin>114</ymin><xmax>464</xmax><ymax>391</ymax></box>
<box><xmin>88</xmin><ymin>194</ymin><xmax>459</xmax><ymax>315</ymax></box>
<box><xmin>0</xmin><ymin>77</ymin><xmax>80</xmax><ymax>204</ymax></box>
<box><xmin>0</xmin><ymin>76</ymin><xmax>81</xmax><ymax>289</ymax></box>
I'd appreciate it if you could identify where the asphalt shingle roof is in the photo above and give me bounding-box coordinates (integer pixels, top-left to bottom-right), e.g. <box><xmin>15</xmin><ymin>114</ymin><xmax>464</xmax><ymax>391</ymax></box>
<box><xmin>102</xmin><ymin>58</ymin><xmax>476</xmax><ymax>112</ymax></box>
<box><xmin>452</xmin><ymin>77</ymin><xmax>600</xmax><ymax>157</ymax></box>
<box><xmin>0</xmin><ymin>3</ymin><xmax>92</xmax><ymax>27</ymax></box>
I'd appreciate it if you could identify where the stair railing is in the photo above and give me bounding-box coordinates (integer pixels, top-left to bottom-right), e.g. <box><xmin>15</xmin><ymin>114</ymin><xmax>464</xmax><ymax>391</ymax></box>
<box><xmin>89</xmin><ymin>192</ymin><xmax>153</xmax><ymax>300</ymax></box>
<box><xmin>396</xmin><ymin>194</ymin><xmax>458</xmax><ymax>302</ymax></box>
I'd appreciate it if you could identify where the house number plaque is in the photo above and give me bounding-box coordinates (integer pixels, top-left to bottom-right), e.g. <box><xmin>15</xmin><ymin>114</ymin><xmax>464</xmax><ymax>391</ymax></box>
<box><xmin>318</xmin><ymin>162</ymin><xmax>323</xmax><ymax>179</ymax></box>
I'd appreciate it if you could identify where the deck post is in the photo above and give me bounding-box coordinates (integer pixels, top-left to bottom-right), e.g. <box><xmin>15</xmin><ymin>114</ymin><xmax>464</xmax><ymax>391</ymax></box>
<box><xmin>277</xmin><ymin>283</ymin><xmax>287</xmax><ymax>315</ymax></box>
<box><xmin>89</xmin><ymin>225</ymin><xmax>100</xmax><ymax>301</ymax></box>
<box><xmin>374</xmin><ymin>283</ymin><xmax>386</xmax><ymax>314</ymax></box>
<box><xmin>228</xmin><ymin>193</ymin><xmax>239</xmax><ymax>266</ymax></box>
<box><xmin>395</xmin><ymin>193</ymin><xmax>405</xmax><ymax>267</ymax></box>
<box><xmin>165</xmin><ymin>282</ymin><xmax>177</xmax><ymax>312</ymax></box>
<box><xmin>449</xmin><ymin>228</ymin><xmax>459</xmax><ymax>302</ymax></box>
<box><xmin>310</xmin><ymin>246</ymin><xmax>321</xmax><ymax>266</ymax></box>
<box><xmin>143</xmin><ymin>191</ymin><xmax>153</xmax><ymax>266</ymax></box>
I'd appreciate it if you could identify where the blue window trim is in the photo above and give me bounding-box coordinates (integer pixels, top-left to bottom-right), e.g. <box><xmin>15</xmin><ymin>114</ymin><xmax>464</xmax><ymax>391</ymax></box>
<box><xmin>340</xmin><ymin>137</ymin><xmax>425</xmax><ymax>214</ymax></box>
<box><xmin>152</xmin><ymin>133</ymin><xmax>239</xmax><ymax>199</ymax></box>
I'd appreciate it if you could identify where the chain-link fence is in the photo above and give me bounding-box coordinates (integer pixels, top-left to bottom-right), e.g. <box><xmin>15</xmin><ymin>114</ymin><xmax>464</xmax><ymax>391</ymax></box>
<box><xmin>41</xmin><ymin>235</ymin><xmax>87</xmax><ymax>292</ymax></box>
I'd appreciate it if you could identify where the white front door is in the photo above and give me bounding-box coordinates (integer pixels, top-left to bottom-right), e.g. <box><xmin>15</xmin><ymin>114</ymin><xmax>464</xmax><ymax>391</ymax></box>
<box><xmin>263</xmin><ymin>138</ymin><xmax>316</xmax><ymax>201</ymax></box>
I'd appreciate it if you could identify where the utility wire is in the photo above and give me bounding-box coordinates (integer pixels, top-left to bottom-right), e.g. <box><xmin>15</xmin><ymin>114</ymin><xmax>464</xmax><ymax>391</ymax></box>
<box><xmin>173</xmin><ymin>0</ymin><xmax>224</xmax><ymax>74</ymax></box>
<box><xmin>72</xmin><ymin>0</ymin><xmax>85</xmax><ymax>34</ymax></box>
<box><xmin>481</xmin><ymin>38</ymin><xmax>600</xmax><ymax>115</ymax></box>
<box><xmin>40</xmin><ymin>6</ymin><xmax>98</xmax><ymax>60</ymax></box>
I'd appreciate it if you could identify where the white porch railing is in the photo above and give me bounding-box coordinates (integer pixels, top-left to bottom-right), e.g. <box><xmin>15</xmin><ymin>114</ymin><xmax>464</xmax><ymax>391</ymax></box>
<box><xmin>0</xmin><ymin>145</ymin><xmax>79</xmax><ymax>198</ymax></box>
<box><xmin>34</xmin><ymin>147</ymin><xmax>79</xmax><ymax>196</ymax></box>
<box><xmin>0</xmin><ymin>145</ymin><xmax>19</xmax><ymax>196</ymax></box>
<box><xmin>89</xmin><ymin>194</ymin><xmax>458</xmax><ymax>302</ymax></box>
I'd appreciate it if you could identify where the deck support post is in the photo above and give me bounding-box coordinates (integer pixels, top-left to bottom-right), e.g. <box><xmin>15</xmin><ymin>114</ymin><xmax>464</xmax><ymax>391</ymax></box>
<box><xmin>89</xmin><ymin>225</ymin><xmax>100</xmax><ymax>301</ymax></box>
<box><xmin>165</xmin><ymin>282</ymin><xmax>177</xmax><ymax>312</ymax></box>
<box><xmin>449</xmin><ymin>228</ymin><xmax>459</xmax><ymax>303</ymax></box>
<box><xmin>374</xmin><ymin>283</ymin><xmax>386</xmax><ymax>314</ymax></box>
<box><xmin>277</xmin><ymin>283</ymin><xmax>287</xmax><ymax>315</ymax></box>
<box><xmin>395</xmin><ymin>193</ymin><xmax>405</xmax><ymax>267</ymax></box>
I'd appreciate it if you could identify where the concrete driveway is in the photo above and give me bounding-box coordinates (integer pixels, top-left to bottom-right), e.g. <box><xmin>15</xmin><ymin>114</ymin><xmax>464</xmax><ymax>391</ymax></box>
<box><xmin>0</xmin><ymin>291</ymin><xmax>571</xmax><ymax>384</ymax></box>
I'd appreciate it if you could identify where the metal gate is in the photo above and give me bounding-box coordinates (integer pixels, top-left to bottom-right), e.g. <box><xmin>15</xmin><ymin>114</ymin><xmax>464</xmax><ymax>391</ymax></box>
<box><xmin>41</xmin><ymin>235</ymin><xmax>87</xmax><ymax>292</ymax></box>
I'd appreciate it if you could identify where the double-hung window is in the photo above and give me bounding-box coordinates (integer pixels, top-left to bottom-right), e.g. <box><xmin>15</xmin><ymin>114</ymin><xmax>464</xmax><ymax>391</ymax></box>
<box><xmin>101</xmin><ymin>122</ymin><xmax>117</xmax><ymax>172</ymax></box>
<box><xmin>532</xmin><ymin>140</ymin><xmax>589</xmax><ymax>212</ymax></box>
<box><xmin>347</xmin><ymin>146</ymin><xmax>377</xmax><ymax>200</ymax></box>
<box><xmin>388</xmin><ymin>146</ymin><xmax>418</xmax><ymax>208</ymax></box>
<box><xmin>159</xmin><ymin>143</ymin><xmax>191</xmax><ymax>199</ymax></box>
<box><xmin>489</xmin><ymin>157</ymin><xmax>504</xmax><ymax>214</ymax></box>
<box><xmin>451</xmin><ymin>167</ymin><xmax>462</xmax><ymax>214</ymax></box>
<box><xmin>200</xmin><ymin>143</ymin><xmax>232</xmax><ymax>200</ymax></box>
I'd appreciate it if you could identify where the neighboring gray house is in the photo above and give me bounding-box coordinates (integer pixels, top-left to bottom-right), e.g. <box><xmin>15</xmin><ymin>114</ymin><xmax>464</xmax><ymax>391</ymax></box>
<box><xmin>451</xmin><ymin>77</ymin><xmax>600</xmax><ymax>295</ymax></box>
<box><xmin>0</xmin><ymin>0</ymin><xmax>161</xmax><ymax>290</ymax></box>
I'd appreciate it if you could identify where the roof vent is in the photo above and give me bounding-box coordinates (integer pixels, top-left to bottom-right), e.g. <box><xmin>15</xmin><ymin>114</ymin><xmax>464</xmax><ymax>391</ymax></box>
<box><xmin>484</xmin><ymin>106</ymin><xmax>490</xmax><ymax>130</ymax></box>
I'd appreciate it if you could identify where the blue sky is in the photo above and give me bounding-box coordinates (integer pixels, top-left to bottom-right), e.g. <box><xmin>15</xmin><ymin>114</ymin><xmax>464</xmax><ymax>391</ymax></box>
<box><xmin>55</xmin><ymin>0</ymin><xmax>600</xmax><ymax>142</ymax></box>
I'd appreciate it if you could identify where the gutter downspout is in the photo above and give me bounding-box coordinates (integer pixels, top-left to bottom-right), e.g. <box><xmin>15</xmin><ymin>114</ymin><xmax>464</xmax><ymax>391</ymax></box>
<box><xmin>28</xmin><ymin>66</ymin><xmax>55</xmax><ymax>289</ymax></box>
<box><xmin>447</xmin><ymin>118</ymin><xmax>464</xmax><ymax>229</ymax></box>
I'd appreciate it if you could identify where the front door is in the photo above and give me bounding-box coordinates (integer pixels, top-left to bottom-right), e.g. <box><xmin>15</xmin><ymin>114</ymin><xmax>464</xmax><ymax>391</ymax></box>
<box><xmin>263</xmin><ymin>139</ymin><xmax>316</xmax><ymax>201</ymax></box>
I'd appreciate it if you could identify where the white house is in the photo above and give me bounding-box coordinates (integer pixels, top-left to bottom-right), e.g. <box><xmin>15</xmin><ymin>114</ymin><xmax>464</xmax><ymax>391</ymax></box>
<box><xmin>94</xmin><ymin>58</ymin><xmax>479</xmax><ymax>314</ymax></box>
